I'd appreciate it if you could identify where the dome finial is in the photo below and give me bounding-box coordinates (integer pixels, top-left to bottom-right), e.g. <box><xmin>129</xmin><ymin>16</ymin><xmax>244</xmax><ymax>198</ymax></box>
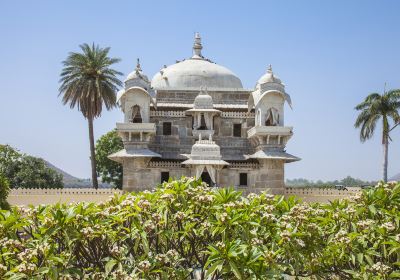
<box><xmin>192</xmin><ymin>32</ymin><xmax>203</xmax><ymax>58</ymax></box>
<box><xmin>135</xmin><ymin>58</ymin><xmax>142</xmax><ymax>73</ymax></box>
<box><xmin>268</xmin><ymin>64</ymin><xmax>273</xmax><ymax>73</ymax></box>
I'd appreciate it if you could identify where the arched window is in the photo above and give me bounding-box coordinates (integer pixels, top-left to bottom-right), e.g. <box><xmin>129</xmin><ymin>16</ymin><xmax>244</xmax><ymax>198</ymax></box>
<box><xmin>131</xmin><ymin>105</ymin><xmax>142</xmax><ymax>123</ymax></box>
<box><xmin>199</xmin><ymin>113</ymin><xmax>207</xmax><ymax>130</ymax></box>
<box><xmin>265</xmin><ymin>107</ymin><xmax>279</xmax><ymax>126</ymax></box>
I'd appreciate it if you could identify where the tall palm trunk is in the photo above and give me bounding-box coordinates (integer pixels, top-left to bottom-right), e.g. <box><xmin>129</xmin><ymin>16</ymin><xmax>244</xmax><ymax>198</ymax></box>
<box><xmin>88</xmin><ymin>117</ymin><xmax>99</xmax><ymax>189</ymax></box>
<box><xmin>382</xmin><ymin>132</ymin><xmax>388</xmax><ymax>182</ymax></box>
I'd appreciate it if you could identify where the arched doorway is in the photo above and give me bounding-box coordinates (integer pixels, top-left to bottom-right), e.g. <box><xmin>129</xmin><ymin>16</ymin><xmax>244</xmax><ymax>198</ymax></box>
<box><xmin>201</xmin><ymin>171</ymin><xmax>213</xmax><ymax>186</ymax></box>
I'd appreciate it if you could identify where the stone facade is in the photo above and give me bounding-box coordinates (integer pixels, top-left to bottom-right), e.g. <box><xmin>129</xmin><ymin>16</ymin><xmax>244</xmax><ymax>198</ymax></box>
<box><xmin>109</xmin><ymin>33</ymin><xmax>300</xmax><ymax>194</ymax></box>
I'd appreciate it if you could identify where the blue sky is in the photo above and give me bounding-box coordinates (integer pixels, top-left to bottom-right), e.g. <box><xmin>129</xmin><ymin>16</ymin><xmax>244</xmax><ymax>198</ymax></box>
<box><xmin>1</xmin><ymin>0</ymin><xmax>400</xmax><ymax>181</ymax></box>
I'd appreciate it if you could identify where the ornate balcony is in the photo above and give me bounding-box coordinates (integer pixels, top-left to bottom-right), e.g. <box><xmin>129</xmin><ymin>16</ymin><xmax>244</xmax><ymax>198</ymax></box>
<box><xmin>247</xmin><ymin>126</ymin><xmax>293</xmax><ymax>138</ymax></box>
<box><xmin>116</xmin><ymin>123</ymin><xmax>156</xmax><ymax>142</ymax></box>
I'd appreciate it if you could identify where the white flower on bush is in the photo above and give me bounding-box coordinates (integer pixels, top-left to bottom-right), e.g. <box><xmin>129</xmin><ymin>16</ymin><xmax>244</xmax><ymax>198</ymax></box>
<box><xmin>356</xmin><ymin>219</ymin><xmax>374</xmax><ymax>230</ymax></box>
<box><xmin>264</xmin><ymin>205</ymin><xmax>275</xmax><ymax>212</ymax></box>
<box><xmin>280</xmin><ymin>230</ymin><xmax>291</xmax><ymax>242</ymax></box>
<box><xmin>18</xmin><ymin>248</ymin><xmax>38</xmax><ymax>262</ymax></box>
<box><xmin>160</xmin><ymin>193</ymin><xmax>174</xmax><ymax>201</ymax></box>
<box><xmin>138</xmin><ymin>199</ymin><xmax>151</xmax><ymax>210</ymax></box>
<box><xmin>262</xmin><ymin>213</ymin><xmax>275</xmax><ymax>221</ymax></box>
<box><xmin>16</xmin><ymin>262</ymin><xmax>36</xmax><ymax>274</ymax></box>
<box><xmin>295</xmin><ymin>238</ymin><xmax>306</xmax><ymax>248</ymax></box>
<box><xmin>82</xmin><ymin>227</ymin><xmax>95</xmax><ymax>237</ymax></box>
<box><xmin>202</xmin><ymin>221</ymin><xmax>211</xmax><ymax>229</ymax></box>
<box><xmin>110</xmin><ymin>245</ymin><xmax>122</xmax><ymax>255</ymax></box>
<box><xmin>143</xmin><ymin>221</ymin><xmax>156</xmax><ymax>232</ymax></box>
<box><xmin>332</xmin><ymin>229</ymin><xmax>350</xmax><ymax>244</ymax></box>
<box><xmin>369</xmin><ymin>262</ymin><xmax>391</xmax><ymax>275</ymax></box>
<box><xmin>251</xmin><ymin>238</ymin><xmax>263</xmax><ymax>245</ymax></box>
<box><xmin>220</xmin><ymin>212</ymin><xmax>229</xmax><ymax>222</ymax></box>
<box><xmin>382</xmin><ymin>222</ymin><xmax>396</xmax><ymax>232</ymax></box>
<box><xmin>152</xmin><ymin>213</ymin><xmax>162</xmax><ymax>222</ymax></box>
<box><xmin>197</xmin><ymin>194</ymin><xmax>214</xmax><ymax>204</ymax></box>
<box><xmin>314</xmin><ymin>209</ymin><xmax>326</xmax><ymax>216</ymax></box>
<box><xmin>344</xmin><ymin>206</ymin><xmax>356</xmax><ymax>215</ymax></box>
<box><xmin>138</xmin><ymin>260</ymin><xmax>151</xmax><ymax>271</ymax></box>
<box><xmin>247</xmin><ymin>193</ymin><xmax>258</xmax><ymax>200</ymax></box>
<box><xmin>223</xmin><ymin>202</ymin><xmax>235</xmax><ymax>208</ymax></box>
<box><xmin>174</xmin><ymin>211</ymin><xmax>185</xmax><ymax>220</ymax></box>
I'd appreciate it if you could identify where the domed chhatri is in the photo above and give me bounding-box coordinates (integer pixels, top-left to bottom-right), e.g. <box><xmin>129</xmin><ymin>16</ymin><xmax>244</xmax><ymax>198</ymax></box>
<box><xmin>193</xmin><ymin>87</ymin><xmax>214</xmax><ymax>110</ymax></box>
<box><xmin>109</xmin><ymin>33</ymin><xmax>300</xmax><ymax>194</ymax></box>
<box><xmin>151</xmin><ymin>33</ymin><xmax>243</xmax><ymax>90</ymax></box>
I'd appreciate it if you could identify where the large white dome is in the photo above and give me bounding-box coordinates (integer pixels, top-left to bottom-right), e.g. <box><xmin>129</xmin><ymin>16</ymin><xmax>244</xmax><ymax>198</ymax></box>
<box><xmin>151</xmin><ymin>58</ymin><xmax>243</xmax><ymax>90</ymax></box>
<box><xmin>151</xmin><ymin>33</ymin><xmax>243</xmax><ymax>90</ymax></box>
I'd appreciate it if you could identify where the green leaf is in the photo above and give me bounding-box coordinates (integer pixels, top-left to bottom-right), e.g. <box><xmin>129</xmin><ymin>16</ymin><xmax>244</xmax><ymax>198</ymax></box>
<box><xmin>105</xmin><ymin>259</ymin><xmax>117</xmax><ymax>275</ymax></box>
<box><xmin>229</xmin><ymin>260</ymin><xmax>242</xmax><ymax>279</ymax></box>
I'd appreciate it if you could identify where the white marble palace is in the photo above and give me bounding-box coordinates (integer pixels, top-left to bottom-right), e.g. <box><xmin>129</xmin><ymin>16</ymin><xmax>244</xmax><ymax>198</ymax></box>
<box><xmin>109</xmin><ymin>33</ymin><xmax>300</xmax><ymax>194</ymax></box>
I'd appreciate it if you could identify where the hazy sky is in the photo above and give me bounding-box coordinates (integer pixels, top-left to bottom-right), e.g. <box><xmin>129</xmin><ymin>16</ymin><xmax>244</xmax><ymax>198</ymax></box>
<box><xmin>1</xmin><ymin>0</ymin><xmax>400</xmax><ymax>181</ymax></box>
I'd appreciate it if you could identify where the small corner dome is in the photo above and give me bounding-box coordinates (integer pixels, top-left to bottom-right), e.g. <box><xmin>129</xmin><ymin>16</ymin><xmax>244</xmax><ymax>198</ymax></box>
<box><xmin>257</xmin><ymin>65</ymin><xmax>282</xmax><ymax>85</ymax></box>
<box><xmin>125</xmin><ymin>59</ymin><xmax>150</xmax><ymax>83</ymax></box>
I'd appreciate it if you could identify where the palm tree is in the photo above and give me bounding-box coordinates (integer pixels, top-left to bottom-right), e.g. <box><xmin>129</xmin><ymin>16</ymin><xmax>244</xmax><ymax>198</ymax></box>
<box><xmin>59</xmin><ymin>43</ymin><xmax>123</xmax><ymax>189</ymax></box>
<box><xmin>354</xmin><ymin>89</ymin><xmax>400</xmax><ymax>182</ymax></box>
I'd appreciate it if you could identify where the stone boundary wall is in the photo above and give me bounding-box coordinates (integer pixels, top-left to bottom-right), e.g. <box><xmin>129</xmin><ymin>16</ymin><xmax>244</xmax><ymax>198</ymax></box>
<box><xmin>7</xmin><ymin>187</ymin><xmax>362</xmax><ymax>206</ymax></box>
<box><xmin>285</xmin><ymin>187</ymin><xmax>361</xmax><ymax>203</ymax></box>
<box><xmin>8</xmin><ymin>188</ymin><xmax>123</xmax><ymax>206</ymax></box>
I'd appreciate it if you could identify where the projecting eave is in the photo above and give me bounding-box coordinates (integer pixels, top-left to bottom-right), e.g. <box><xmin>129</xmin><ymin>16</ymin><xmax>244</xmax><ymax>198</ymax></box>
<box><xmin>246</xmin><ymin>150</ymin><xmax>301</xmax><ymax>163</ymax></box>
<box><xmin>185</xmin><ymin>108</ymin><xmax>221</xmax><ymax>113</ymax></box>
<box><xmin>108</xmin><ymin>149</ymin><xmax>161</xmax><ymax>163</ymax></box>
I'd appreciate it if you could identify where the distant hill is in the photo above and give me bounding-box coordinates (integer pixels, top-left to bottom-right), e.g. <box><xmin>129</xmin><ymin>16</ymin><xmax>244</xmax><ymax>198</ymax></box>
<box><xmin>44</xmin><ymin>160</ymin><xmax>111</xmax><ymax>188</ymax></box>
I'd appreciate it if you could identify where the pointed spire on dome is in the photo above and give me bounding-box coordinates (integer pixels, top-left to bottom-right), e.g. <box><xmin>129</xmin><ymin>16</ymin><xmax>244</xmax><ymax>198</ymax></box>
<box><xmin>135</xmin><ymin>58</ymin><xmax>142</xmax><ymax>73</ymax></box>
<box><xmin>267</xmin><ymin>64</ymin><xmax>273</xmax><ymax>73</ymax></box>
<box><xmin>192</xmin><ymin>32</ymin><xmax>203</xmax><ymax>59</ymax></box>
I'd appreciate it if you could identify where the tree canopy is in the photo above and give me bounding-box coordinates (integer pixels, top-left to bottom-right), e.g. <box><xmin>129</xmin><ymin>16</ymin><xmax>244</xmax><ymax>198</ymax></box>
<box><xmin>0</xmin><ymin>145</ymin><xmax>63</xmax><ymax>189</ymax></box>
<box><xmin>354</xmin><ymin>89</ymin><xmax>400</xmax><ymax>182</ymax></box>
<box><xmin>95</xmin><ymin>130</ymin><xmax>123</xmax><ymax>189</ymax></box>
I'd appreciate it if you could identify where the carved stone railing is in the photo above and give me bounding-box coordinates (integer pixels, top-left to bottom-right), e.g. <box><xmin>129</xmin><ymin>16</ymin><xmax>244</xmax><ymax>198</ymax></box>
<box><xmin>148</xmin><ymin>161</ymin><xmax>183</xmax><ymax>168</ymax></box>
<box><xmin>228</xmin><ymin>162</ymin><xmax>259</xmax><ymax>169</ymax></box>
<box><xmin>150</xmin><ymin>111</ymin><xmax>186</xmax><ymax>118</ymax></box>
<box><xmin>221</xmin><ymin>112</ymin><xmax>254</xmax><ymax>118</ymax></box>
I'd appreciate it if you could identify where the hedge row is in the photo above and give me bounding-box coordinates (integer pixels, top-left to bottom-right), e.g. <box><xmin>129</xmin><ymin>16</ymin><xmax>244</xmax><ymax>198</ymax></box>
<box><xmin>1</xmin><ymin>177</ymin><xmax>400</xmax><ymax>279</ymax></box>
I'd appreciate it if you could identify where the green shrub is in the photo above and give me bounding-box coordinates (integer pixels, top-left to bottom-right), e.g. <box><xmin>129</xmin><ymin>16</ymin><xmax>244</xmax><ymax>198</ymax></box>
<box><xmin>1</xmin><ymin>178</ymin><xmax>400</xmax><ymax>279</ymax></box>
<box><xmin>0</xmin><ymin>174</ymin><xmax>9</xmax><ymax>210</ymax></box>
